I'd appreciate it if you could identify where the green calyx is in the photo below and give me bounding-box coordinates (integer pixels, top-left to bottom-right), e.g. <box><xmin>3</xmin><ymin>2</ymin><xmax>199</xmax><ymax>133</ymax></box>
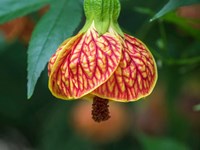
<box><xmin>80</xmin><ymin>0</ymin><xmax>124</xmax><ymax>37</ymax></box>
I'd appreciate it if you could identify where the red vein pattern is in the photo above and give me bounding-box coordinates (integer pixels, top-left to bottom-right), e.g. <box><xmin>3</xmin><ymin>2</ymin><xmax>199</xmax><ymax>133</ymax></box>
<box><xmin>48</xmin><ymin>28</ymin><xmax>122</xmax><ymax>100</ymax></box>
<box><xmin>92</xmin><ymin>34</ymin><xmax>157</xmax><ymax>101</ymax></box>
<box><xmin>48</xmin><ymin>37</ymin><xmax>72</xmax><ymax>76</ymax></box>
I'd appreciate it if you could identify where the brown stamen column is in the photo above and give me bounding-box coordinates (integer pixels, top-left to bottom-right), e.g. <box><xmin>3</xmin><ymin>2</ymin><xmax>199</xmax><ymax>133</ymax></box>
<box><xmin>92</xmin><ymin>96</ymin><xmax>110</xmax><ymax>122</ymax></box>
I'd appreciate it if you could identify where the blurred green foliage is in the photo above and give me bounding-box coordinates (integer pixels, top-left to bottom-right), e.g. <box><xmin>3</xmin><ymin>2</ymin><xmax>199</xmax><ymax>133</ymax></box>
<box><xmin>0</xmin><ymin>0</ymin><xmax>200</xmax><ymax>150</ymax></box>
<box><xmin>0</xmin><ymin>0</ymin><xmax>50</xmax><ymax>23</ymax></box>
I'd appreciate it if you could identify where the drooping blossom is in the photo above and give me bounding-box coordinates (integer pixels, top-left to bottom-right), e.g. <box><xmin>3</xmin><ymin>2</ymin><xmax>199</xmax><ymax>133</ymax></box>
<box><xmin>48</xmin><ymin>0</ymin><xmax>157</xmax><ymax>122</ymax></box>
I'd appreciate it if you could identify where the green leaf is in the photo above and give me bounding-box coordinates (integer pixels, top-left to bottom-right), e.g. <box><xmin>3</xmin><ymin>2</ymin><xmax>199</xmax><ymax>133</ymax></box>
<box><xmin>27</xmin><ymin>0</ymin><xmax>83</xmax><ymax>99</ymax></box>
<box><xmin>0</xmin><ymin>0</ymin><xmax>50</xmax><ymax>24</ymax></box>
<box><xmin>151</xmin><ymin>0</ymin><xmax>200</xmax><ymax>21</ymax></box>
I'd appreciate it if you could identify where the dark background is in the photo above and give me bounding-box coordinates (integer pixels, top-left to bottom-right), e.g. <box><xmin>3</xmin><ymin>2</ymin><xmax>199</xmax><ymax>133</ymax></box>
<box><xmin>0</xmin><ymin>0</ymin><xmax>200</xmax><ymax>149</ymax></box>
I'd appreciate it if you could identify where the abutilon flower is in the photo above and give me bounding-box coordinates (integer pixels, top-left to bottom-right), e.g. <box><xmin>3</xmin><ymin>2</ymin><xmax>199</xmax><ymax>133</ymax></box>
<box><xmin>48</xmin><ymin>0</ymin><xmax>157</xmax><ymax>122</ymax></box>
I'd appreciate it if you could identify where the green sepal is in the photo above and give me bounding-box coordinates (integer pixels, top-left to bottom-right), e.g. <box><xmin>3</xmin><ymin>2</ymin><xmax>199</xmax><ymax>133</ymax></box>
<box><xmin>80</xmin><ymin>0</ymin><xmax>124</xmax><ymax>37</ymax></box>
<box><xmin>93</xmin><ymin>0</ymin><xmax>110</xmax><ymax>35</ymax></box>
<box><xmin>111</xmin><ymin>22</ymin><xmax>124</xmax><ymax>37</ymax></box>
<box><xmin>110</xmin><ymin>0</ymin><xmax>124</xmax><ymax>37</ymax></box>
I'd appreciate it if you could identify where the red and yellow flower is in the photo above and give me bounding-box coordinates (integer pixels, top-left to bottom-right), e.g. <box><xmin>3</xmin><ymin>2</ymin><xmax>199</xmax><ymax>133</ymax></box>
<box><xmin>48</xmin><ymin>0</ymin><xmax>157</xmax><ymax>122</ymax></box>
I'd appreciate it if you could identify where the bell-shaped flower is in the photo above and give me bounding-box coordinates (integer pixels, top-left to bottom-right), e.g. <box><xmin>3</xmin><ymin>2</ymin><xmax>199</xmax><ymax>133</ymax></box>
<box><xmin>48</xmin><ymin>0</ymin><xmax>157</xmax><ymax>122</ymax></box>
